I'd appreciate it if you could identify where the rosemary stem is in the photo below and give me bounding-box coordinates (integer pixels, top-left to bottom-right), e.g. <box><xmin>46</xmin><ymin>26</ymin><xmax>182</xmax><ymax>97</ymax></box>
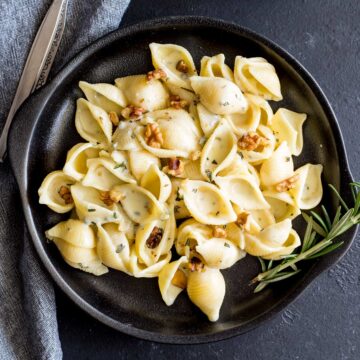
<box><xmin>253</xmin><ymin>238</ymin><xmax>333</xmax><ymax>283</ymax></box>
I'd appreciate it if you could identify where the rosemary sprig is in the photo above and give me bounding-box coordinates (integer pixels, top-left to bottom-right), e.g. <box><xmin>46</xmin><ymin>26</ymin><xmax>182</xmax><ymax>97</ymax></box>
<box><xmin>252</xmin><ymin>183</ymin><xmax>360</xmax><ymax>293</ymax></box>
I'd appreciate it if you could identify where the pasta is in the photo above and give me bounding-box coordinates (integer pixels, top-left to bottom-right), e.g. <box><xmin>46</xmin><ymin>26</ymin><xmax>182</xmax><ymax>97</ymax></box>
<box><xmin>39</xmin><ymin>43</ymin><xmax>323</xmax><ymax>322</ymax></box>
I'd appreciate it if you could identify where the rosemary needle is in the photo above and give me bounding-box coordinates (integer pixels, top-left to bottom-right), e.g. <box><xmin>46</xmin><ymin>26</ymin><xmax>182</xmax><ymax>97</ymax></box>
<box><xmin>252</xmin><ymin>183</ymin><xmax>360</xmax><ymax>293</ymax></box>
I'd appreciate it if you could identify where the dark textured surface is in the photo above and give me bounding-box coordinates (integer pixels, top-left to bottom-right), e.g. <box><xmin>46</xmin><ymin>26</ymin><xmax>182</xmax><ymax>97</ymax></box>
<box><xmin>52</xmin><ymin>0</ymin><xmax>360</xmax><ymax>358</ymax></box>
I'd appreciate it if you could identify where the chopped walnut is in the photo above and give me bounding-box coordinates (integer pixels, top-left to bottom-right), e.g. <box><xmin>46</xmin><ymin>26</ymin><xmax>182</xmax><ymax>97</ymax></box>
<box><xmin>171</xmin><ymin>269</ymin><xmax>187</xmax><ymax>289</ymax></box>
<box><xmin>145</xmin><ymin>123</ymin><xmax>164</xmax><ymax>148</ymax></box>
<box><xmin>163</xmin><ymin>157</ymin><xmax>184</xmax><ymax>177</ymax></box>
<box><xmin>189</xmin><ymin>150</ymin><xmax>201</xmax><ymax>161</ymax></box>
<box><xmin>146</xmin><ymin>68</ymin><xmax>167</xmax><ymax>81</ymax></box>
<box><xmin>275</xmin><ymin>174</ymin><xmax>299</xmax><ymax>192</ymax></box>
<box><xmin>109</xmin><ymin>111</ymin><xmax>120</xmax><ymax>126</ymax></box>
<box><xmin>58</xmin><ymin>186</ymin><xmax>73</xmax><ymax>204</ymax></box>
<box><xmin>109</xmin><ymin>189</ymin><xmax>125</xmax><ymax>203</ymax></box>
<box><xmin>176</xmin><ymin>60</ymin><xmax>189</xmax><ymax>73</ymax></box>
<box><xmin>236</xmin><ymin>211</ymin><xmax>250</xmax><ymax>230</ymax></box>
<box><xmin>99</xmin><ymin>191</ymin><xmax>114</xmax><ymax>206</ymax></box>
<box><xmin>121</xmin><ymin>105</ymin><xmax>145</xmax><ymax>119</ymax></box>
<box><xmin>188</xmin><ymin>257</ymin><xmax>204</xmax><ymax>272</ymax></box>
<box><xmin>238</xmin><ymin>132</ymin><xmax>269</xmax><ymax>151</ymax></box>
<box><xmin>213</xmin><ymin>226</ymin><xmax>227</xmax><ymax>238</ymax></box>
<box><xmin>146</xmin><ymin>226</ymin><xmax>164</xmax><ymax>249</ymax></box>
<box><xmin>169</xmin><ymin>94</ymin><xmax>188</xmax><ymax>109</ymax></box>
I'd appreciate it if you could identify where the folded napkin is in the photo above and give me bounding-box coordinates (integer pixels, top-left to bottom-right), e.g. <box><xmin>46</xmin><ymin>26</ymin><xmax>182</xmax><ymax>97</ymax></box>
<box><xmin>0</xmin><ymin>1</ymin><xmax>130</xmax><ymax>359</ymax></box>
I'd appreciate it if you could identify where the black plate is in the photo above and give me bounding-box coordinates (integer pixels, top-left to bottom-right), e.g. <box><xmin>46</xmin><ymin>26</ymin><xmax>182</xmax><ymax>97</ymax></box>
<box><xmin>8</xmin><ymin>17</ymin><xmax>357</xmax><ymax>344</ymax></box>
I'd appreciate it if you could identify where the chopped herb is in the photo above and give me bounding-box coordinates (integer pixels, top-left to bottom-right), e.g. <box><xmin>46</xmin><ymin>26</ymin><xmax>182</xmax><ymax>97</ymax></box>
<box><xmin>220</xmin><ymin>101</ymin><xmax>230</xmax><ymax>106</ymax></box>
<box><xmin>115</xmin><ymin>244</ymin><xmax>125</xmax><ymax>253</ymax></box>
<box><xmin>224</xmin><ymin>243</ymin><xmax>230</xmax><ymax>248</ymax></box>
<box><xmin>164</xmin><ymin>184</ymin><xmax>169</xmax><ymax>187</ymax></box>
<box><xmin>114</xmin><ymin>161</ymin><xmax>127</xmax><ymax>170</ymax></box>
<box><xmin>215</xmin><ymin>211</ymin><xmax>220</xmax><ymax>216</ymax></box>
<box><xmin>222</xmin><ymin>225</ymin><xmax>227</xmax><ymax>229</ymax></box>
<box><xmin>174</xmin><ymin>205</ymin><xmax>181</xmax><ymax>213</ymax></box>
<box><xmin>88</xmin><ymin>208</ymin><xmax>96</xmax><ymax>212</ymax></box>
<box><xmin>130</xmin><ymin>133</ymin><xmax>136</xmax><ymax>139</ymax></box>
<box><xmin>212</xmin><ymin>159</ymin><xmax>218</xmax><ymax>165</ymax></box>
<box><xmin>78</xmin><ymin>262</ymin><xmax>89</xmax><ymax>270</ymax></box>
<box><xmin>192</xmin><ymin>188</ymin><xmax>198</xmax><ymax>193</ymax></box>
<box><xmin>134</xmin><ymin>211</ymin><xmax>141</xmax><ymax>216</ymax></box>
<box><xmin>215</xmin><ymin>136</ymin><xmax>222</xmax><ymax>141</ymax></box>
<box><xmin>285</xmin><ymin>157</ymin><xmax>291</xmax><ymax>162</ymax></box>
<box><xmin>91</xmin><ymin>221</ymin><xmax>96</xmax><ymax>226</ymax></box>
<box><xmin>205</xmin><ymin>169</ymin><xmax>213</xmax><ymax>181</ymax></box>
<box><xmin>113</xmin><ymin>212</ymin><xmax>118</xmax><ymax>219</ymax></box>
<box><xmin>180</xmin><ymin>87</ymin><xmax>195</xmax><ymax>94</ymax></box>
<box><xmin>238</xmin><ymin>152</ymin><xmax>244</xmax><ymax>159</ymax></box>
<box><xmin>66</xmin><ymin>183</ymin><xmax>73</xmax><ymax>186</ymax></box>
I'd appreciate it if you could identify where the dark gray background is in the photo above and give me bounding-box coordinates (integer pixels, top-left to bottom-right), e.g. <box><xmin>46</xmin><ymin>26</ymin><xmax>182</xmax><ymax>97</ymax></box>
<box><xmin>57</xmin><ymin>1</ymin><xmax>360</xmax><ymax>359</ymax></box>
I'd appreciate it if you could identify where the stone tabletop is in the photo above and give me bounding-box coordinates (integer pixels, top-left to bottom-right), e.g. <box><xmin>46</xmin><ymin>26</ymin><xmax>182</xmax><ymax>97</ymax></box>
<box><xmin>58</xmin><ymin>1</ymin><xmax>360</xmax><ymax>358</ymax></box>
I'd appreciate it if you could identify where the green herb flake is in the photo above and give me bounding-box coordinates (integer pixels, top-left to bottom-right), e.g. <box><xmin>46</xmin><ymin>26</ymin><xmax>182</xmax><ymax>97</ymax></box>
<box><xmin>205</xmin><ymin>169</ymin><xmax>213</xmax><ymax>181</ymax></box>
<box><xmin>211</xmin><ymin>159</ymin><xmax>218</xmax><ymax>165</ymax></box>
<box><xmin>114</xmin><ymin>161</ymin><xmax>127</xmax><ymax>170</ymax></box>
<box><xmin>113</xmin><ymin>212</ymin><xmax>118</xmax><ymax>219</ymax></box>
<box><xmin>115</xmin><ymin>244</ymin><xmax>125</xmax><ymax>253</ymax></box>
<box><xmin>224</xmin><ymin>243</ymin><xmax>230</xmax><ymax>248</ymax></box>
<box><xmin>175</xmin><ymin>189</ymin><xmax>184</xmax><ymax>202</ymax></box>
<box><xmin>87</xmin><ymin>208</ymin><xmax>96</xmax><ymax>212</ymax></box>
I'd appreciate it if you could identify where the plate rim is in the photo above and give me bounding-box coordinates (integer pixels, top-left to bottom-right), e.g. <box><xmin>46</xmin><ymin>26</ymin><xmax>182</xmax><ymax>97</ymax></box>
<box><xmin>8</xmin><ymin>15</ymin><xmax>358</xmax><ymax>344</ymax></box>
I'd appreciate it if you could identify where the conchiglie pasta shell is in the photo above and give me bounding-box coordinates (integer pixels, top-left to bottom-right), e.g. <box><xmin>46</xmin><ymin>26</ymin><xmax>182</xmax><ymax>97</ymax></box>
<box><xmin>38</xmin><ymin>171</ymin><xmax>76</xmax><ymax>213</ymax></box>
<box><xmin>181</xmin><ymin>180</ymin><xmax>237</xmax><ymax>225</ymax></box>
<box><xmin>234</xmin><ymin>56</ymin><xmax>282</xmax><ymax>101</ymax></box>
<box><xmin>45</xmin><ymin>219</ymin><xmax>96</xmax><ymax>248</ymax></box>
<box><xmin>63</xmin><ymin>143</ymin><xmax>100</xmax><ymax>181</ymax></box>
<box><xmin>290</xmin><ymin>163</ymin><xmax>323</xmax><ymax>210</ymax></box>
<box><xmin>128</xmin><ymin>246</ymin><xmax>171</xmax><ymax>278</ymax></box>
<box><xmin>200</xmin><ymin>120</ymin><xmax>237</xmax><ymax>180</ymax></box>
<box><xmin>79</xmin><ymin>81</ymin><xmax>126</xmax><ymax>114</ymax></box>
<box><xmin>111</xmin><ymin>184</ymin><xmax>168</xmax><ymax>223</ymax></box>
<box><xmin>71</xmin><ymin>183</ymin><xmax>124</xmax><ymax>224</ymax></box>
<box><xmin>128</xmin><ymin>149</ymin><xmax>161</xmax><ymax>180</ymax></box>
<box><xmin>271</xmin><ymin>108</ymin><xmax>307</xmax><ymax>156</ymax></box>
<box><xmin>260</xmin><ymin>141</ymin><xmax>294</xmax><ymax>187</ymax></box>
<box><xmin>187</xmin><ymin>267</ymin><xmax>225</xmax><ymax>322</ymax></box>
<box><xmin>239</xmin><ymin>125</ymin><xmax>276</xmax><ymax>165</ymax></box>
<box><xmin>214</xmin><ymin>175</ymin><xmax>270</xmax><ymax>210</ymax></box>
<box><xmin>112</xmin><ymin>121</ymin><xmax>142</xmax><ymax>151</ymax></box>
<box><xmin>149</xmin><ymin>43</ymin><xmax>197</xmax><ymax>90</ymax></box>
<box><xmin>196</xmin><ymin>103</ymin><xmax>221</xmax><ymax>137</ymax></box>
<box><xmin>200</xmin><ymin>54</ymin><xmax>234</xmax><ymax>81</ymax></box>
<box><xmin>140</xmin><ymin>164</ymin><xmax>172</xmax><ymax>202</ymax></box>
<box><xmin>158</xmin><ymin>256</ymin><xmax>188</xmax><ymax>306</ymax></box>
<box><xmin>195</xmin><ymin>238</ymin><xmax>245</xmax><ymax>269</ymax></box>
<box><xmin>190</xmin><ymin>76</ymin><xmax>247</xmax><ymax>115</ymax></box>
<box><xmin>115</xmin><ymin>74</ymin><xmax>169</xmax><ymax>111</ymax></box>
<box><xmin>226</xmin><ymin>223</ymin><xmax>246</xmax><ymax>249</ymax></box>
<box><xmin>263</xmin><ymin>190</ymin><xmax>301</xmax><ymax>221</ymax></box>
<box><xmin>75</xmin><ymin>98</ymin><xmax>113</xmax><ymax>145</ymax></box>
<box><xmin>97</xmin><ymin>223</ymin><xmax>131</xmax><ymax>273</ymax></box>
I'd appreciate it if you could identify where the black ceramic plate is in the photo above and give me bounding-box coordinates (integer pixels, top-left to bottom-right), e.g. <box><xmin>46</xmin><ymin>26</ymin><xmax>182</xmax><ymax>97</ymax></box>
<box><xmin>8</xmin><ymin>17</ymin><xmax>357</xmax><ymax>344</ymax></box>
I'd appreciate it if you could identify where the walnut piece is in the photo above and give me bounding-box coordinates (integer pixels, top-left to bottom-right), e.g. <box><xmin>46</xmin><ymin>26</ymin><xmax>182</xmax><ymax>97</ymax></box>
<box><xmin>169</xmin><ymin>94</ymin><xmax>188</xmax><ymax>109</ymax></box>
<box><xmin>58</xmin><ymin>186</ymin><xmax>73</xmax><ymax>204</ymax></box>
<box><xmin>99</xmin><ymin>191</ymin><xmax>114</xmax><ymax>206</ymax></box>
<box><xmin>236</xmin><ymin>211</ymin><xmax>250</xmax><ymax>230</ymax></box>
<box><xmin>109</xmin><ymin>111</ymin><xmax>120</xmax><ymax>126</ymax></box>
<box><xmin>238</xmin><ymin>132</ymin><xmax>269</xmax><ymax>151</ymax></box>
<box><xmin>189</xmin><ymin>150</ymin><xmax>201</xmax><ymax>161</ymax></box>
<box><xmin>171</xmin><ymin>269</ymin><xmax>187</xmax><ymax>289</ymax></box>
<box><xmin>146</xmin><ymin>226</ymin><xmax>163</xmax><ymax>249</ymax></box>
<box><xmin>121</xmin><ymin>105</ymin><xmax>145</xmax><ymax>120</ymax></box>
<box><xmin>275</xmin><ymin>174</ymin><xmax>299</xmax><ymax>192</ymax></box>
<box><xmin>145</xmin><ymin>123</ymin><xmax>164</xmax><ymax>148</ymax></box>
<box><xmin>109</xmin><ymin>189</ymin><xmax>125</xmax><ymax>203</ymax></box>
<box><xmin>188</xmin><ymin>257</ymin><xmax>204</xmax><ymax>272</ymax></box>
<box><xmin>146</xmin><ymin>68</ymin><xmax>167</xmax><ymax>81</ymax></box>
<box><xmin>163</xmin><ymin>157</ymin><xmax>184</xmax><ymax>177</ymax></box>
<box><xmin>176</xmin><ymin>60</ymin><xmax>189</xmax><ymax>73</ymax></box>
<box><xmin>213</xmin><ymin>226</ymin><xmax>227</xmax><ymax>238</ymax></box>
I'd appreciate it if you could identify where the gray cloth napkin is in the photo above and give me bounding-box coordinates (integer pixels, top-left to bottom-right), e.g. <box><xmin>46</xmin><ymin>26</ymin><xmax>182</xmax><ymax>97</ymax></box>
<box><xmin>0</xmin><ymin>1</ymin><xmax>130</xmax><ymax>359</ymax></box>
